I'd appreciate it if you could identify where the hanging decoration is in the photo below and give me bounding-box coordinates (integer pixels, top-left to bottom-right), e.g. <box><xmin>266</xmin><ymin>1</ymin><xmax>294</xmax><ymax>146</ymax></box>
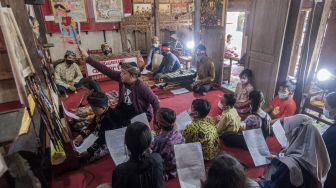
<box><xmin>53</xmin><ymin>2</ymin><xmax>81</xmax><ymax>44</ymax></box>
<box><xmin>93</xmin><ymin>0</ymin><xmax>124</xmax><ymax>22</ymax></box>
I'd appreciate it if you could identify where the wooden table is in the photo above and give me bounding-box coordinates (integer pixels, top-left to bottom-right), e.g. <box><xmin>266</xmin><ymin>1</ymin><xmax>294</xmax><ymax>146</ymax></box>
<box><xmin>222</xmin><ymin>56</ymin><xmax>240</xmax><ymax>84</ymax></box>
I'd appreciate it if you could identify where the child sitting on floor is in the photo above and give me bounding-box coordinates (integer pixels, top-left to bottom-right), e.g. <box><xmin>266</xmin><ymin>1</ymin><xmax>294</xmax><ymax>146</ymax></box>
<box><xmin>152</xmin><ymin>107</ymin><xmax>185</xmax><ymax>180</ymax></box>
<box><xmin>183</xmin><ymin>99</ymin><xmax>219</xmax><ymax>161</ymax></box>
<box><xmin>234</xmin><ymin>69</ymin><xmax>254</xmax><ymax>120</ymax></box>
<box><xmin>216</xmin><ymin>93</ymin><xmax>241</xmax><ymax>136</ymax></box>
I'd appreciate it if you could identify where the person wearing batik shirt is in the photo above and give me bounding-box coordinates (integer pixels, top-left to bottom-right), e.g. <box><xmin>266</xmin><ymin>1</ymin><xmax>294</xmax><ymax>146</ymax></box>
<box><xmin>80</xmin><ymin>48</ymin><xmax>160</xmax><ymax>123</ymax></box>
<box><xmin>152</xmin><ymin>108</ymin><xmax>185</xmax><ymax>180</ymax></box>
<box><xmin>55</xmin><ymin>50</ymin><xmax>84</xmax><ymax>97</ymax></box>
<box><xmin>183</xmin><ymin>99</ymin><xmax>219</xmax><ymax>161</ymax></box>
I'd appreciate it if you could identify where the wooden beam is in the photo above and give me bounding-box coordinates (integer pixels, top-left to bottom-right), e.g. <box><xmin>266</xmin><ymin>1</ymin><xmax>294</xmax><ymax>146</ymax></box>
<box><xmin>192</xmin><ymin>0</ymin><xmax>201</xmax><ymax>66</ymax></box>
<box><xmin>288</xmin><ymin>11</ymin><xmax>308</xmax><ymax>76</ymax></box>
<box><xmin>276</xmin><ymin>0</ymin><xmax>303</xmax><ymax>91</ymax></box>
<box><xmin>154</xmin><ymin>0</ymin><xmax>160</xmax><ymax>36</ymax></box>
<box><xmin>294</xmin><ymin>0</ymin><xmax>333</xmax><ymax>112</ymax></box>
<box><xmin>33</xmin><ymin>5</ymin><xmax>47</xmax><ymax>44</ymax></box>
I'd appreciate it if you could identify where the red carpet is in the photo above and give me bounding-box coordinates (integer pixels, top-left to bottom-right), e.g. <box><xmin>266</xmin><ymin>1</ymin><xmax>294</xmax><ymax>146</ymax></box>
<box><xmin>53</xmin><ymin>80</ymin><xmax>281</xmax><ymax>188</ymax></box>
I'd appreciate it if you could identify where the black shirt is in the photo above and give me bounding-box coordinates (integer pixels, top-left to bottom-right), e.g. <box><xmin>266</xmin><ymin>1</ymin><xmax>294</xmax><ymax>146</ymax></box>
<box><xmin>112</xmin><ymin>153</ymin><xmax>164</xmax><ymax>188</ymax></box>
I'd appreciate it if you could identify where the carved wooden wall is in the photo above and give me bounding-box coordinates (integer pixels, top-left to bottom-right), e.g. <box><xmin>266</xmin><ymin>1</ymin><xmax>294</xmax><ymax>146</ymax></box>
<box><xmin>246</xmin><ymin>0</ymin><xmax>291</xmax><ymax>102</ymax></box>
<box><xmin>120</xmin><ymin>13</ymin><xmax>192</xmax><ymax>54</ymax></box>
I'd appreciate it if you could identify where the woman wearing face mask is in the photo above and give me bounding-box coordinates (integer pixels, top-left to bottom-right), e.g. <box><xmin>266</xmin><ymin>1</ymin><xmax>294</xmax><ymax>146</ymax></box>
<box><xmin>234</xmin><ymin>69</ymin><xmax>254</xmax><ymax>120</ymax></box>
<box><xmin>146</xmin><ymin>36</ymin><xmax>161</xmax><ymax>70</ymax></box>
<box><xmin>55</xmin><ymin>50</ymin><xmax>84</xmax><ymax>98</ymax></box>
<box><xmin>264</xmin><ymin>81</ymin><xmax>296</xmax><ymax>123</ymax></box>
<box><xmin>322</xmin><ymin>92</ymin><xmax>336</xmax><ymax>188</ymax></box>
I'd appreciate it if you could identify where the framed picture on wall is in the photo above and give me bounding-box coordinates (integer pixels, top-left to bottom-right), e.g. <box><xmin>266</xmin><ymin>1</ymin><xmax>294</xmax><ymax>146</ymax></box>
<box><xmin>159</xmin><ymin>4</ymin><xmax>171</xmax><ymax>16</ymax></box>
<box><xmin>92</xmin><ymin>0</ymin><xmax>124</xmax><ymax>22</ymax></box>
<box><xmin>171</xmin><ymin>3</ymin><xmax>187</xmax><ymax>16</ymax></box>
<box><xmin>50</xmin><ymin>0</ymin><xmax>88</xmax><ymax>23</ymax></box>
<box><xmin>201</xmin><ymin>0</ymin><xmax>225</xmax><ymax>27</ymax></box>
<box><xmin>159</xmin><ymin>0</ymin><xmax>170</xmax><ymax>3</ymax></box>
<box><xmin>133</xmin><ymin>4</ymin><xmax>152</xmax><ymax>17</ymax></box>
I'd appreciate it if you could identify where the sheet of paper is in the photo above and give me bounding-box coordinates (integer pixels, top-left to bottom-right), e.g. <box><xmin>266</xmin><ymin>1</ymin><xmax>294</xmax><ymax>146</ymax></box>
<box><xmin>272</xmin><ymin>120</ymin><xmax>288</xmax><ymax>148</ymax></box>
<box><xmin>0</xmin><ymin>153</ymin><xmax>7</xmax><ymax>177</ymax></box>
<box><xmin>243</xmin><ymin>128</ymin><xmax>271</xmax><ymax>166</ymax></box>
<box><xmin>74</xmin><ymin>133</ymin><xmax>98</xmax><ymax>153</ymax></box>
<box><xmin>171</xmin><ymin>88</ymin><xmax>190</xmax><ymax>95</ymax></box>
<box><xmin>176</xmin><ymin>111</ymin><xmax>193</xmax><ymax>131</ymax></box>
<box><xmin>141</xmin><ymin>69</ymin><xmax>151</xmax><ymax>75</ymax></box>
<box><xmin>174</xmin><ymin>142</ymin><xmax>205</xmax><ymax>188</ymax></box>
<box><xmin>131</xmin><ymin>113</ymin><xmax>149</xmax><ymax>126</ymax></box>
<box><xmin>62</xmin><ymin>102</ymin><xmax>80</xmax><ymax>120</ymax></box>
<box><xmin>319</xmin><ymin>124</ymin><xmax>330</xmax><ymax>135</ymax></box>
<box><xmin>105</xmin><ymin>127</ymin><xmax>129</xmax><ymax>165</ymax></box>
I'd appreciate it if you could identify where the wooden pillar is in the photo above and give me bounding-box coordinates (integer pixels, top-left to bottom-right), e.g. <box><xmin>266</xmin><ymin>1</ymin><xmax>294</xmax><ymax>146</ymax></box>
<box><xmin>192</xmin><ymin>0</ymin><xmax>201</xmax><ymax>66</ymax></box>
<box><xmin>316</xmin><ymin>1</ymin><xmax>336</xmax><ymax>71</ymax></box>
<box><xmin>33</xmin><ymin>5</ymin><xmax>47</xmax><ymax>44</ymax></box>
<box><xmin>276</xmin><ymin>0</ymin><xmax>303</xmax><ymax>91</ymax></box>
<box><xmin>154</xmin><ymin>0</ymin><xmax>160</xmax><ymax>36</ymax></box>
<box><xmin>203</xmin><ymin>28</ymin><xmax>225</xmax><ymax>85</ymax></box>
<box><xmin>294</xmin><ymin>0</ymin><xmax>333</xmax><ymax>111</ymax></box>
<box><xmin>288</xmin><ymin>11</ymin><xmax>308</xmax><ymax>76</ymax></box>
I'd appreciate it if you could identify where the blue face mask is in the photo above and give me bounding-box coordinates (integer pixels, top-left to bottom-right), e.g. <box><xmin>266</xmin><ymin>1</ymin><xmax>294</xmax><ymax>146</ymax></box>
<box><xmin>323</xmin><ymin>107</ymin><xmax>334</xmax><ymax>119</ymax></box>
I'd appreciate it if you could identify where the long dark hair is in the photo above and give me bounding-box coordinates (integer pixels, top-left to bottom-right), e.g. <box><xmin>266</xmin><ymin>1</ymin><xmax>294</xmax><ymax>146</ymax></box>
<box><xmin>203</xmin><ymin>154</ymin><xmax>250</xmax><ymax>188</ymax></box>
<box><xmin>249</xmin><ymin>90</ymin><xmax>263</xmax><ymax>114</ymax></box>
<box><xmin>125</xmin><ymin>122</ymin><xmax>155</xmax><ymax>188</ymax></box>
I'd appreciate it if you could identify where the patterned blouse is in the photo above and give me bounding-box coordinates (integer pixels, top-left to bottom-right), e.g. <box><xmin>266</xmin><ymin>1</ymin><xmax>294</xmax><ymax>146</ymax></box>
<box><xmin>183</xmin><ymin>117</ymin><xmax>219</xmax><ymax>161</ymax></box>
<box><xmin>54</xmin><ymin>62</ymin><xmax>83</xmax><ymax>88</ymax></box>
<box><xmin>152</xmin><ymin>128</ymin><xmax>185</xmax><ymax>180</ymax></box>
<box><xmin>235</xmin><ymin>83</ymin><xmax>254</xmax><ymax>104</ymax></box>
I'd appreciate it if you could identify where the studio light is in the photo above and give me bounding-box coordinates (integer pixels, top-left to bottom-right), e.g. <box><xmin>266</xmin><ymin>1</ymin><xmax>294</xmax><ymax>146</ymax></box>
<box><xmin>317</xmin><ymin>69</ymin><xmax>333</xmax><ymax>81</ymax></box>
<box><xmin>186</xmin><ymin>41</ymin><xmax>195</xmax><ymax>49</ymax></box>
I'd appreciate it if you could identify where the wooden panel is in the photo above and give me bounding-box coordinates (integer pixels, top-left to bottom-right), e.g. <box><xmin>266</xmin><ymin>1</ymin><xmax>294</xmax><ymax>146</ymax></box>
<box><xmin>247</xmin><ymin>0</ymin><xmax>291</xmax><ymax>102</ymax></box>
<box><xmin>0</xmin><ymin>79</ymin><xmax>19</xmax><ymax>103</ymax></box>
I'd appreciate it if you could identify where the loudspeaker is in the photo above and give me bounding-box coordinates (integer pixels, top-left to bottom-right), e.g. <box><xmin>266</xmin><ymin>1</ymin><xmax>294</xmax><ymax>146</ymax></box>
<box><xmin>24</xmin><ymin>0</ymin><xmax>45</xmax><ymax>5</ymax></box>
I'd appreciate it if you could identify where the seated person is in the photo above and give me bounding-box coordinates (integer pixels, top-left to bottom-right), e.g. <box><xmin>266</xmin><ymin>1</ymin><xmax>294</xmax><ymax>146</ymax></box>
<box><xmin>55</xmin><ymin>50</ymin><xmax>84</xmax><ymax>97</ymax></box>
<box><xmin>112</xmin><ymin>122</ymin><xmax>164</xmax><ymax>188</ymax></box>
<box><xmin>146</xmin><ymin>36</ymin><xmax>161</xmax><ymax>70</ymax></box>
<box><xmin>322</xmin><ymin>92</ymin><xmax>336</xmax><ymax>188</ymax></box>
<box><xmin>234</xmin><ymin>69</ymin><xmax>254</xmax><ymax>120</ymax></box>
<box><xmin>183</xmin><ymin>99</ymin><xmax>219</xmax><ymax>161</ymax></box>
<box><xmin>101</xmin><ymin>43</ymin><xmax>113</xmax><ymax>57</ymax></box>
<box><xmin>73</xmin><ymin>92</ymin><xmax>123</xmax><ymax>162</ymax></box>
<box><xmin>258</xmin><ymin>114</ymin><xmax>330</xmax><ymax>188</ymax></box>
<box><xmin>151</xmin><ymin>108</ymin><xmax>185</xmax><ymax>180</ymax></box>
<box><xmin>153</xmin><ymin>43</ymin><xmax>181</xmax><ymax>80</ymax></box>
<box><xmin>203</xmin><ymin>154</ymin><xmax>258</xmax><ymax>188</ymax></box>
<box><xmin>216</xmin><ymin>93</ymin><xmax>241</xmax><ymax>136</ymax></box>
<box><xmin>69</xmin><ymin>78</ymin><xmax>102</xmax><ymax>131</ymax></box>
<box><xmin>221</xmin><ymin>90</ymin><xmax>271</xmax><ymax>149</ymax></box>
<box><xmin>264</xmin><ymin>80</ymin><xmax>296</xmax><ymax>122</ymax></box>
<box><xmin>80</xmin><ymin>48</ymin><xmax>160</xmax><ymax>123</ymax></box>
<box><xmin>192</xmin><ymin>45</ymin><xmax>215</xmax><ymax>95</ymax></box>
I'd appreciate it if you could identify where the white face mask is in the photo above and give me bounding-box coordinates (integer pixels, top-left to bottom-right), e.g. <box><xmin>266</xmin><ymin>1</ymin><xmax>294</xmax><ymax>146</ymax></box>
<box><xmin>153</xmin><ymin>43</ymin><xmax>159</xmax><ymax>48</ymax></box>
<box><xmin>278</xmin><ymin>92</ymin><xmax>289</xmax><ymax>100</ymax></box>
<box><xmin>323</xmin><ymin>107</ymin><xmax>334</xmax><ymax>119</ymax></box>
<box><xmin>240</xmin><ymin>78</ymin><xmax>248</xmax><ymax>84</ymax></box>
